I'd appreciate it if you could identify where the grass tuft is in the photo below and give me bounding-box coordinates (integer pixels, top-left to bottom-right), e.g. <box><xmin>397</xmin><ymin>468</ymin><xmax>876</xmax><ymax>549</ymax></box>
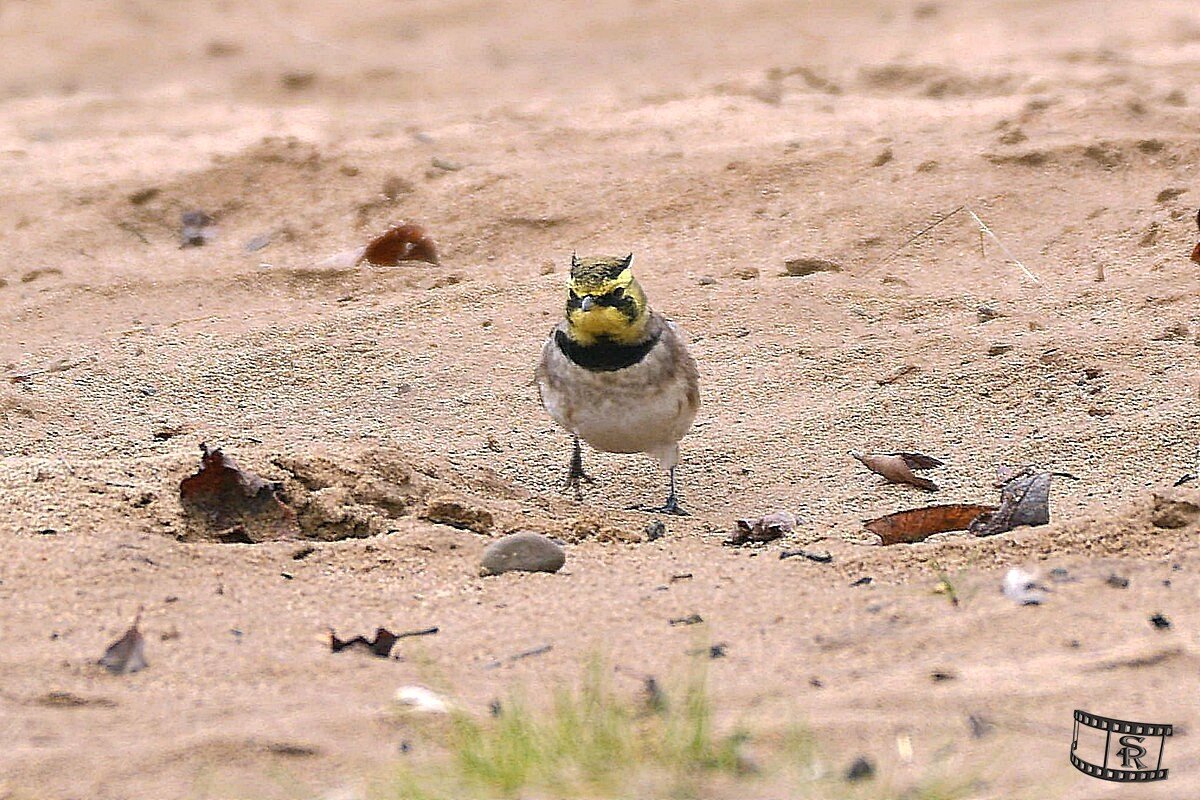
<box><xmin>384</xmin><ymin>657</ymin><xmax>770</xmax><ymax>799</ymax></box>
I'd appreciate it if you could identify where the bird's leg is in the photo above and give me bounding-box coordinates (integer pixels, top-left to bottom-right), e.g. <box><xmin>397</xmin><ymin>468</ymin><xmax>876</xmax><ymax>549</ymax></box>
<box><xmin>641</xmin><ymin>466</ymin><xmax>689</xmax><ymax>516</ymax></box>
<box><xmin>563</xmin><ymin>435</ymin><xmax>593</xmax><ymax>501</ymax></box>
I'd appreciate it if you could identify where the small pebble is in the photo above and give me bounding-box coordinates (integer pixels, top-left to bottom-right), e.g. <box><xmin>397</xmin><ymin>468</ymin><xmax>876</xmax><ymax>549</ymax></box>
<box><xmin>1105</xmin><ymin>574</ymin><xmax>1129</xmax><ymax>589</ymax></box>
<box><xmin>845</xmin><ymin>756</ymin><xmax>875</xmax><ymax>782</ymax></box>
<box><xmin>394</xmin><ymin>685</ymin><xmax>452</xmax><ymax>714</ymax></box>
<box><xmin>479</xmin><ymin>532</ymin><xmax>565</xmax><ymax>576</ymax></box>
<box><xmin>1048</xmin><ymin>567</ymin><xmax>1074</xmax><ymax>583</ymax></box>
<box><xmin>180</xmin><ymin>210</ymin><xmax>214</xmax><ymax>247</ymax></box>
<box><xmin>977</xmin><ymin>304</ymin><xmax>1001</xmax><ymax>322</ymax></box>
<box><xmin>244</xmin><ymin>233</ymin><xmax>273</xmax><ymax>252</ymax></box>
<box><xmin>1149</xmin><ymin>613</ymin><xmax>1171</xmax><ymax>630</ymax></box>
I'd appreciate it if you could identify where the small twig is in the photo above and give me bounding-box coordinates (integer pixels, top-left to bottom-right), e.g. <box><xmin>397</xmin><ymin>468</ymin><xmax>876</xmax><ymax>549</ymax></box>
<box><xmin>483</xmin><ymin>643</ymin><xmax>553</xmax><ymax>669</ymax></box>
<box><xmin>881</xmin><ymin>204</ymin><xmax>965</xmax><ymax>264</ymax></box>
<box><xmin>876</xmin><ymin>364</ymin><xmax>920</xmax><ymax>386</ymax></box>
<box><xmin>779</xmin><ymin>549</ymin><xmax>833</xmax><ymax>563</ymax></box>
<box><xmin>395</xmin><ymin>626</ymin><xmax>439</xmax><ymax>640</ymax></box>
<box><xmin>117</xmin><ymin>221</ymin><xmax>149</xmax><ymax>244</ymax></box>
<box><xmin>963</xmin><ymin>206</ymin><xmax>1039</xmax><ymax>283</ymax></box>
<box><xmin>6</xmin><ymin>356</ymin><xmax>94</xmax><ymax>383</ymax></box>
<box><xmin>879</xmin><ymin>203</ymin><xmax>1040</xmax><ymax>284</ymax></box>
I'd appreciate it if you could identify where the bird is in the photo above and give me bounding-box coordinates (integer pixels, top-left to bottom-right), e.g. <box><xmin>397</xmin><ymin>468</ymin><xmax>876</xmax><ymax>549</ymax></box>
<box><xmin>536</xmin><ymin>253</ymin><xmax>700</xmax><ymax>515</ymax></box>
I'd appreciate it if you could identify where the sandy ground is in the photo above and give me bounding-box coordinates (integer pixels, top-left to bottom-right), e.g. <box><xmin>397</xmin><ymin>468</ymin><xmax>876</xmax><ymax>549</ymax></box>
<box><xmin>3</xmin><ymin>0</ymin><xmax>1200</xmax><ymax>797</ymax></box>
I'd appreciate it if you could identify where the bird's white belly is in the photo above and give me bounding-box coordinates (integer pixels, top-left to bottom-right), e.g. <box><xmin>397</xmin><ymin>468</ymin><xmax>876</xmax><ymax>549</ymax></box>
<box><xmin>540</xmin><ymin>357</ymin><xmax>695</xmax><ymax>464</ymax></box>
<box><xmin>570</xmin><ymin>385</ymin><xmax>691</xmax><ymax>454</ymax></box>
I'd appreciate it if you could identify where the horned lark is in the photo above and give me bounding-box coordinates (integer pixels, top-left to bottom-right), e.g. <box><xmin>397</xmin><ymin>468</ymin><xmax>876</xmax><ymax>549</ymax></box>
<box><xmin>536</xmin><ymin>253</ymin><xmax>700</xmax><ymax>515</ymax></box>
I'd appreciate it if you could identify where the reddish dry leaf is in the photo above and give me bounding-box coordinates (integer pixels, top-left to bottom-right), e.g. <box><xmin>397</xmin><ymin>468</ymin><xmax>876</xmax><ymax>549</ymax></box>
<box><xmin>851</xmin><ymin>451</ymin><xmax>943</xmax><ymax>491</ymax></box>
<box><xmin>179</xmin><ymin>444</ymin><xmax>299</xmax><ymax>541</ymax></box>
<box><xmin>1190</xmin><ymin>241</ymin><xmax>1200</xmax><ymax>265</ymax></box>
<box><xmin>864</xmin><ymin>503</ymin><xmax>996</xmax><ymax>545</ymax></box>
<box><xmin>99</xmin><ymin>612</ymin><xmax>148</xmax><ymax>675</ymax></box>
<box><xmin>360</xmin><ymin>223</ymin><xmax>439</xmax><ymax>266</ymax></box>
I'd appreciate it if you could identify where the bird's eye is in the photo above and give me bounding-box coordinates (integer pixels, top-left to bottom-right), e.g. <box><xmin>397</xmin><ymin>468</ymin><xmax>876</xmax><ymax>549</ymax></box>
<box><xmin>611</xmin><ymin>287</ymin><xmax>625</xmax><ymax>299</ymax></box>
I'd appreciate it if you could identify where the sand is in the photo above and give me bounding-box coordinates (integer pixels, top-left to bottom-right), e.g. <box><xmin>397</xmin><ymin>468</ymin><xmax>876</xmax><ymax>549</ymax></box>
<box><xmin>2</xmin><ymin>0</ymin><xmax>1200</xmax><ymax>797</ymax></box>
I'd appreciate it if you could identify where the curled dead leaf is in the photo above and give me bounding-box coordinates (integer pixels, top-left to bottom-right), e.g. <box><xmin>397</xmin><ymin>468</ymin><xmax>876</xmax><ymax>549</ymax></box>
<box><xmin>864</xmin><ymin>503</ymin><xmax>996</xmax><ymax>545</ymax></box>
<box><xmin>851</xmin><ymin>450</ymin><xmax>943</xmax><ymax>491</ymax></box>
<box><xmin>728</xmin><ymin>510</ymin><xmax>795</xmax><ymax>545</ymax></box>
<box><xmin>360</xmin><ymin>223</ymin><xmax>439</xmax><ymax>266</ymax></box>
<box><xmin>330</xmin><ymin>626</ymin><xmax>437</xmax><ymax>658</ymax></box>
<box><xmin>970</xmin><ymin>468</ymin><xmax>1052</xmax><ymax>536</ymax></box>
<box><xmin>100</xmin><ymin>611</ymin><xmax>148</xmax><ymax>675</ymax></box>
<box><xmin>331</xmin><ymin>627</ymin><xmax>399</xmax><ymax>658</ymax></box>
<box><xmin>179</xmin><ymin>444</ymin><xmax>299</xmax><ymax>541</ymax></box>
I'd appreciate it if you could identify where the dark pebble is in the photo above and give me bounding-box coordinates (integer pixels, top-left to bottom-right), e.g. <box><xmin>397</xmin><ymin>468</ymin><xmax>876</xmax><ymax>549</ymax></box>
<box><xmin>845</xmin><ymin>757</ymin><xmax>875</xmax><ymax>782</ymax></box>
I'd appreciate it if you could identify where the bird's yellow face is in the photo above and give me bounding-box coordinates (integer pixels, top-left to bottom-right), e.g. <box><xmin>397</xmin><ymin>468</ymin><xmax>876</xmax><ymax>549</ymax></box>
<box><xmin>564</xmin><ymin>254</ymin><xmax>650</xmax><ymax>346</ymax></box>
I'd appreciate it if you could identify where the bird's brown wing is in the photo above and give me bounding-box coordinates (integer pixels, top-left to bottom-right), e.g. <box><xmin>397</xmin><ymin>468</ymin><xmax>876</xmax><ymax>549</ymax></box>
<box><xmin>894</xmin><ymin>452</ymin><xmax>945</xmax><ymax>471</ymax></box>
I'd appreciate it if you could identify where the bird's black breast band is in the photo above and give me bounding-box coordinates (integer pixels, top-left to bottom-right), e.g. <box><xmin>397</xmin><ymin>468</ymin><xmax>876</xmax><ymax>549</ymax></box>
<box><xmin>555</xmin><ymin>329</ymin><xmax>661</xmax><ymax>372</ymax></box>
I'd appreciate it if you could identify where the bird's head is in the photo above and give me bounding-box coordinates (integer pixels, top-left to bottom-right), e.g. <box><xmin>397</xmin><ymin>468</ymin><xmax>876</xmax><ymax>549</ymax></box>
<box><xmin>564</xmin><ymin>253</ymin><xmax>650</xmax><ymax>345</ymax></box>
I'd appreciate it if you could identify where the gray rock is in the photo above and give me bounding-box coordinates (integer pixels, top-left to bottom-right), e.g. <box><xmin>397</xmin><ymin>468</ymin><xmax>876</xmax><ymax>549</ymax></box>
<box><xmin>480</xmin><ymin>532</ymin><xmax>565</xmax><ymax>576</ymax></box>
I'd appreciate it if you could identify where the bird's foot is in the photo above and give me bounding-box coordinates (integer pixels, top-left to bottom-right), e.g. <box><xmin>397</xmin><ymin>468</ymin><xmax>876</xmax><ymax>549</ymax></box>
<box><xmin>563</xmin><ymin>469</ymin><xmax>594</xmax><ymax>501</ymax></box>
<box><xmin>635</xmin><ymin>497</ymin><xmax>690</xmax><ymax>516</ymax></box>
<box><xmin>563</xmin><ymin>436</ymin><xmax>594</xmax><ymax>501</ymax></box>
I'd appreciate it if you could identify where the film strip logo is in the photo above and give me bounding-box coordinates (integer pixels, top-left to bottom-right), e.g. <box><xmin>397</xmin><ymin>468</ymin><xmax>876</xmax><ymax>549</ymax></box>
<box><xmin>1071</xmin><ymin>710</ymin><xmax>1172</xmax><ymax>783</ymax></box>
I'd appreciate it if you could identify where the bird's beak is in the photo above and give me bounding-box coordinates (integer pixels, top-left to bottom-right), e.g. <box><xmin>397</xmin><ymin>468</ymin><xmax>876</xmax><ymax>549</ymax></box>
<box><xmin>580</xmin><ymin>296</ymin><xmax>595</xmax><ymax>312</ymax></box>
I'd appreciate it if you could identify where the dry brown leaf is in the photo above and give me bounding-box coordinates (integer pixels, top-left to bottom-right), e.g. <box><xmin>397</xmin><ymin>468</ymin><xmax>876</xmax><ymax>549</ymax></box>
<box><xmin>330</xmin><ymin>627</ymin><xmax>399</xmax><ymax>658</ymax></box>
<box><xmin>851</xmin><ymin>451</ymin><xmax>943</xmax><ymax>491</ymax></box>
<box><xmin>360</xmin><ymin>223</ymin><xmax>439</xmax><ymax>266</ymax></box>
<box><xmin>727</xmin><ymin>510</ymin><xmax>795</xmax><ymax>545</ymax></box>
<box><xmin>864</xmin><ymin>503</ymin><xmax>996</xmax><ymax>545</ymax></box>
<box><xmin>330</xmin><ymin>626</ymin><xmax>437</xmax><ymax>658</ymax></box>
<box><xmin>970</xmin><ymin>468</ymin><xmax>1052</xmax><ymax>536</ymax></box>
<box><xmin>99</xmin><ymin>611</ymin><xmax>148</xmax><ymax>675</ymax></box>
<box><xmin>1191</xmin><ymin>210</ymin><xmax>1200</xmax><ymax>264</ymax></box>
<box><xmin>179</xmin><ymin>444</ymin><xmax>299</xmax><ymax>541</ymax></box>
